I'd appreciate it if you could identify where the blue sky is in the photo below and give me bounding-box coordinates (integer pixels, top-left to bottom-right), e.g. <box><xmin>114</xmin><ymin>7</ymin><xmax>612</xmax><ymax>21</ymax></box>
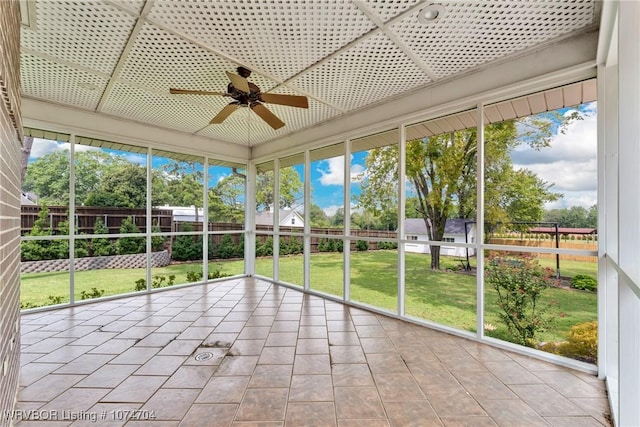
<box><xmin>28</xmin><ymin>101</ymin><xmax>596</xmax><ymax>215</ymax></box>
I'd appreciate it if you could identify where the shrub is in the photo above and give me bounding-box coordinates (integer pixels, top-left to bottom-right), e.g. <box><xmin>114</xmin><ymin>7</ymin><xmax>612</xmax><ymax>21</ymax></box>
<box><xmin>355</xmin><ymin>240</ymin><xmax>369</xmax><ymax>251</ymax></box>
<box><xmin>186</xmin><ymin>267</ymin><xmax>230</xmax><ymax>282</ymax></box>
<box><xmin>48</xmin><ymin>295</ymin><xmax>64</xmax><ymax>305</ymax></box>
<box><xmin>571</xmin><ymin>274</ymin><xmax>597</xmax><ymax>292</ymax></box>
<box><xmin>485</xmin><ymin>254</ymin><xmax>555</xmax><ymax>347</ymax></box>
<box><xmin>256</xmin><ymin>237</ymin><xmax>273</xmax><ymax>257</ymax></box>
<box><xmin>80</xmin><ymin>287</ymin><xmax>105</xmax><ymax>300</ymax></box>
<box><xmin>152</xmin><ymin>274</ymin><xmax>175</xmax><ymax>288</ymax></box>
<box><xmin>171</xmin><ymin>223</ymin><xmax>202</xmax><ymax>261</ymax></box>
<box><xmin>91</xmin><ymin>218</ymin><xmax>114</xmax><ymax>256</ymax></box>
<box><xmin>557</xmin><ymin>321</ymin><xmax>598</xmax><ymax>363</ymax></box>
<box><xmin>115</xmin><ymin>217</ymin><xmax>145</xmax><ymax>255</ymax></box>
<box><xmin>134</xmin><ymin>278</ymin><xmax>146</xmax><ymax>291</ymax></box>
<box><xmin>218</xmin><ymin>234</ymin><xmax>237</xmax><ymax>259</ymax></box>
<box><xmin>151</xmin><ymin>225</ymin><xmax>166</xmax><ymax>252</ymax></box>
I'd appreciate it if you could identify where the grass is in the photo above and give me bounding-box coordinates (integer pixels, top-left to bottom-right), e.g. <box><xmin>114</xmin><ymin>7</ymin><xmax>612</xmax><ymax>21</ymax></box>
<box><xmin>20</xmin><ymin>251</ymin><xmax>597</xmax><ymax>344</ymax></box>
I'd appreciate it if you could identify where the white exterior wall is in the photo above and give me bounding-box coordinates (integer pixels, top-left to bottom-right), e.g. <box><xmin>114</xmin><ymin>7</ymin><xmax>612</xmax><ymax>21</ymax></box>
<box><xmin>405</xmin><ymin>231</ymin><xmax>476</xmax><ymax>257</ymax></box>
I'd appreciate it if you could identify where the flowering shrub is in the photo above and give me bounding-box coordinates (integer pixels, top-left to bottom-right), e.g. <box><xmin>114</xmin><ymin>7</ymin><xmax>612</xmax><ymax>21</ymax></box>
<box><xmin>486</xmin><ymin>253</ymin><xmax>556</xmax><ymax>347</ymax></box>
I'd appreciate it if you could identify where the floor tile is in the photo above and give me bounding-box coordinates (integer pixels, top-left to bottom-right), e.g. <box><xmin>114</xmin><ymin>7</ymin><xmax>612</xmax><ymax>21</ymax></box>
<box><xmin>19</xmin><ymin>374</ymin><xmax>85</xmax><ymax>402</ymax></box>
<box><xmin>289</xmin><ymin>375</ymin><xmax>333</xmax><ymax>402</ymax></box>
<box><xmin>135</xmin><ymin>355</ymin><xmax>187</xmax><ymax>376</ymax></box>
<box><xmin>195</xmin><ymin>376</ymin><xmax>250</xmax><ymax>403</ymax></box>
<box><xmin>334</xmin><ymin>387</ymin><xmax>385</xmax><ymax>419</ymax></box>
<box><xmin>332</xmin><ymin>364</ymin><xmax>375</xmax><ymax>387</ymax></box>
<box><xmin>235</xmin><ymin>388</ymin><xmax>289</xmax><ymax>421</ymax></box>
<box><xmin>249</xmin><ymin>364</ymin><xmax>293</xmax><ymax>388</ymax></box>
<box><xmin>164</xmin><ymin>365</ymin><xmax>216</xmax><ymax>389</ymax></box>
<box><xmin>140</xmin><ymin>388</ymin><xmax>200</xmax><ymax>421</ymax></box>
<box><xmin>178</xmin><ymin>403</ymin><xmax>238</xmax><ymax>427</ymax></box>
<box><xmin>101</xmin><ymin>376</ymin><xmax>167</xmax><ymax>403</ymax></box>
<box><xmin>285</xmin><ymin>402</ymin><xmax>337</xmax><ymax>427</ymax></box>
<box><xmin>293</xmin><ymin>354</ymin><xmax>331</xmax><ymax>375</ymax></box>
<box><xmin>75</xmin><ymin>364</ymin><xmax>139</xmax><ymax>388</ymax></box>
<box><xmin>479</xmin><ymin>399</ymin><xmax>550</xmax><ymax>426</ymax></box>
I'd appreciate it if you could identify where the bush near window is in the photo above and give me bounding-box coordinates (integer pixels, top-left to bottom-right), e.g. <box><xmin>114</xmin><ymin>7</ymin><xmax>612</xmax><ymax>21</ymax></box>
<box><xmin>539</xmin><ymin>321</ymin><xmax>597</xmax><ymax>364</ymax></box>
<box><xmin>171</xmin><ymin>222</ymin><xmax>202</xmax><ymax>261</ymax></box>
<box><xmin>91</xmin><ymin>218</ymin><xmax>114</xmax><ymax>256</ymax></box>
<box><xmin>115</xmin><ymin>216</ymin><xmax>145</xmax><ymax>255</ymax></box>
<box><xmin>570</xmin><ymin>274</ymin><xmax>597</xmax><ymax>292</ymax></box>
<box><xmin>485</xmin><ymin>253</ymin><xmax>556</xmax><ymax>347</ymax></box>
<box><xmin>355</xmin><ymin>240</ymin><xmax>369</xmax><ymax>251</ymax></box>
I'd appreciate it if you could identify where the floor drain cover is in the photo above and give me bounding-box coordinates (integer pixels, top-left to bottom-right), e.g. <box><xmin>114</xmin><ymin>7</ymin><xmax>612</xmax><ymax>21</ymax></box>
<box><xmin>195</xmin><ymin>352</ymin><xmax>214</xmax><ymax>362</ymax></box>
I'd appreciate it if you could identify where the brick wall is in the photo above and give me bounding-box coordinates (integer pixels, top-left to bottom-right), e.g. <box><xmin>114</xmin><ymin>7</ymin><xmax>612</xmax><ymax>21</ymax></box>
<box><xmin>0</xmin><ymin>1</ymin><xmax>22</xmax><ymax>425</ymax></box>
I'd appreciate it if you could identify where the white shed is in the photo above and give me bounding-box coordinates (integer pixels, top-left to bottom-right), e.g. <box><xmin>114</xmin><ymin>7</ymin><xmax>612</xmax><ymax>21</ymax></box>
<box><xmin>404</xmin><ymin>218</ymin><xmax>475</xmax><ymax>257</ymax></box>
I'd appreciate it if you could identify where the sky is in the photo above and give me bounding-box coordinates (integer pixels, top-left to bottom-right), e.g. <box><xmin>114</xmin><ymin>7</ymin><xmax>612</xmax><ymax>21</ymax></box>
<box><xmin>27</xmin><ymin>101</ymin><xmax>596</xmax><ymax>215</ymax></box>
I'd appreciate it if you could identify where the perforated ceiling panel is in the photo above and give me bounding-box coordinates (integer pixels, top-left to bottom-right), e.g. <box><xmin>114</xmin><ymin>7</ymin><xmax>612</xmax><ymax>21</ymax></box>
<box><xmin>19</xmin><ymin>0</ymin><xmax>599</xmax><ymax>150</ymax></box>
<box><xmin>21</xmin><ymin>1</ymin><xmax>137</xmax><ymax>75</ymax></box>
<box><xmin>148</xmin><ymin>0</ymin><xmax>377</xmax><ymax>82</ymax></box>
<box><xmin>291</xmin><ymin>31</ymin><xmax>431</xmax><ymax>111</ymax></box>
<box><xmin>392</xmin><ymin>0</ymin><xmax>597</xmax><ymax>79</ymax></box>
<box><xmin>21</xmin><ymin>53</ymin><xmax>108</xmax><ymax>109</ymax></box>
<box><xmin>101</xmin><ymin>81</ymin><xmax>219</xmax><ymax>134</ymax></box>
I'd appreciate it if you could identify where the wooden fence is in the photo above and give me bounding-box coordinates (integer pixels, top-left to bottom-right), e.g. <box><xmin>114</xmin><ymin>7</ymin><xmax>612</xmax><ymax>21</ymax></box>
<box><xmin>21</xmin><ymin>206</ymin><xmax>173</xmax><ymax>235</ymax></box>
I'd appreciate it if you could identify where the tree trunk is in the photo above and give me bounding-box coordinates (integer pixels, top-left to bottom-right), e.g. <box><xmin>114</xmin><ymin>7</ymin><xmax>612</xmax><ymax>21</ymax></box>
<box><xmin>21</xmin><ymin>136</ymin><xmax>34</xmax><ymax>184</ymax></box>
<box><xmin>430</xmin><ymin>245</ymin><xmax>441</xmax><ymax>270</ymax></box>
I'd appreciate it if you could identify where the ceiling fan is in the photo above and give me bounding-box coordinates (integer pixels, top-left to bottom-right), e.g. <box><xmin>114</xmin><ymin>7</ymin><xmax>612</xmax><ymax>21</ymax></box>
<box><xmin>170</xmin><ymin>67</ymin><xmax>308</xmax><ymax>130</ymax></box>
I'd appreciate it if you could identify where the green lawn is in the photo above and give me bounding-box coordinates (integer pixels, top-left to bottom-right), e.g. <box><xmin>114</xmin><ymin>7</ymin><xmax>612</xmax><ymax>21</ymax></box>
<box><xmin>21</xmin><ymin>251</ymin><xmax>597</xmax><ymax>344</ymax></box>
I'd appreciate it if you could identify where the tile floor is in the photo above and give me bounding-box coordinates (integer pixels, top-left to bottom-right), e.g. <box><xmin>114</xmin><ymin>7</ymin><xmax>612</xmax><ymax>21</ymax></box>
<box><xmin>16</xmin><ymin>277</ymin><xmax>611</xmax><ymax>426</ymax></box>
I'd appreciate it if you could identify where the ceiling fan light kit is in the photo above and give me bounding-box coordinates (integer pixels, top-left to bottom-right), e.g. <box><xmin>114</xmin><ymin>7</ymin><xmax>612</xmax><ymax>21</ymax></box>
<box><xmin>170</xmin><ymin>66</ymin><xmax>309</xmax><ymax>130</ymax></box>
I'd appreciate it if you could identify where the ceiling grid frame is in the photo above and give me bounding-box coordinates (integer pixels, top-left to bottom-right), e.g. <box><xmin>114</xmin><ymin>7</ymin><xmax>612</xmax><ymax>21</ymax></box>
<box><xmin>20</xmin><ymin>0</ymin><xmax>600</xmax><ymax>149</ymax></box>
<box><xmin>97</xmin><ymin>0</ymin><xmax>157</xmax><ymax>112</ymax></box>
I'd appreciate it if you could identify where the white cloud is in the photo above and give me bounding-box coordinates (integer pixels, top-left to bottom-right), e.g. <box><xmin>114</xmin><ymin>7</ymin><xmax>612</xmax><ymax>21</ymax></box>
<box><xmin>322</xmin><ymin>204</ymin><xmax>342</xmax><ymax>216</ymax></box>
<box><xmin>29</xmin><ymin>139</ymin><xmax>66</xmax><ymax>158</ymax></box>
<box><xmin>511</xmin><ymin>107</ymin><xmax>597</xmax><ymax>208</ymax></box>
<box><xmin>29</xmin><ymin>138</ymin><xmax>101</xmax><ymax>159</ymax></box>
<box><xmin>316</xmin><ymin>156</ymin><xmax>365</xmax><ymax>186</ymax></box>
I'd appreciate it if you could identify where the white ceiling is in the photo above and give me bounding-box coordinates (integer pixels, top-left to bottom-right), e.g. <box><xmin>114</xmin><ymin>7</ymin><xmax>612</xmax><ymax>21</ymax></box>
<box><xmin>20</xmin><ymin>0</ymin><xmax>600</xmax><ymax>148</ymax></box>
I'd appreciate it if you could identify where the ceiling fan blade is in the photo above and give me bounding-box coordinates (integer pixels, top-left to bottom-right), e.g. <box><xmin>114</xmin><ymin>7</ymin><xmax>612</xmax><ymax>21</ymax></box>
<box><xmin>260</xmin><ymin>93</ymin><xmax>309</xmax><ymax>109</ymax></box>
<box><xmin>226</xmin><ymin>71</ymin><xmax>250</xmax><ymax>93</ymax></box>
<box><xmin>170</xmin><ymin>88</ymin><xmax>228</xmax><ymax>96</ymax></box>
<box><xmin>210</xmin><ymin>103</ymin><xmax>240</xmax><ymax>124</ymax></box>
<box><xmin>251</xmin><ymin>103</ymin><xmax>285</xmax><ymax>130</ymax></box>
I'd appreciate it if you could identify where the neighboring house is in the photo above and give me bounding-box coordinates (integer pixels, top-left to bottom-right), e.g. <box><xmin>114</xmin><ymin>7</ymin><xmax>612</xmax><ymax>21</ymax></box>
<box><xmin>255</xmin><ymin>209</ymin><xmax>304</xmax><ymax>228</ymax></box>
<box><xmin>160</xmin><ymin>205</ymin><xmax>205</xmax><ymax>223</ymax></box>
<box><xmin>21</xmin><ymin>193</ymin><xmax>36</xmax><ymax>205</ymax></box>
<box><xmin>404</xmin><ymin>218</ymin><xmax>476</xmax><ymax>257</ymax></box>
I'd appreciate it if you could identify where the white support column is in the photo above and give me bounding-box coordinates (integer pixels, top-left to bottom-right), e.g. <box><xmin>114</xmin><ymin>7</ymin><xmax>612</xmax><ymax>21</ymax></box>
<box><xmin>617</xmin><ymin>2</ymin><xmax>640</xmax><ymax>424</ymax></box>
<box><xmin>304</xmin><ymin>149</ymin><xmax>311</xmax><ymax>290</ymax></box>
<box><xmin>146</xmin><ymin>147</ymin><xmax>152</xmax><ymax>291</ymax></box>
<box><xmin>245</xmin><ymin>162</ymin><xmax>257</xmax><ymax>276</ymax></box>
<box><xmin>343</xmin><ymin>139</ymin><xmax>351</xmax><ymax>302</ymax></box>
<box><xmin>203</xmin><ymin>158</ymin><xmax>209</xmax><ymax>280</ymax></box>
<box><xmin>273</xmin><ymin>158</ymin><xmax>280</xmax><ymax>281</ymax></box>
<box><xmin>476</xmin><ymin>104</ymin><xmax>485</xmax><ymax>339</ymax></box>
<box><xmin>69</xmin><ymin>134</ymin><xmax>76</xmax><ymax>304</ymax></box>
<box><xmin>397</xmin><ymin>126</ymin><xmax>406</xmax><ymax>316</ymax></box>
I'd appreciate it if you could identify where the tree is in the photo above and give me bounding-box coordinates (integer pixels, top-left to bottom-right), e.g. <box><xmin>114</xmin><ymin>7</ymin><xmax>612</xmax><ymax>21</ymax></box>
<box><xmin>256</xmin><ymin>167</ymin><xmax>303</xmax><ymax>211</ymax></box>
<box><xmin>160</xmin><ymin>161</ymin><xmax>204</xmax><ymax>221</ymax></box>
<box><xmin>358</xmin><ymin>116</ymin><xmax>567</xmax><ymax>270</ymax></box>
<box><xmin>543</xmin><ymin>205</ymin><xmax>597</xmax><ymax>228</ymax></box>
<box><xmin>22</xmin><ymin>150</ymin><xmax>70</xmax><ymax>205</ymax></box>
<box><xmin>209</xmin><ymin>173</ymin><xmax>245</xmax><ymax>223</ymax></box>
<box><xmin>308</xmin><ymin>204</ymin><xmax>330</xmax><ymax>228</ymax></box>
<box><xmin>85</xmin><ymin>163</ymin><xmax>148</xmax><ymax>208</ymax></box>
